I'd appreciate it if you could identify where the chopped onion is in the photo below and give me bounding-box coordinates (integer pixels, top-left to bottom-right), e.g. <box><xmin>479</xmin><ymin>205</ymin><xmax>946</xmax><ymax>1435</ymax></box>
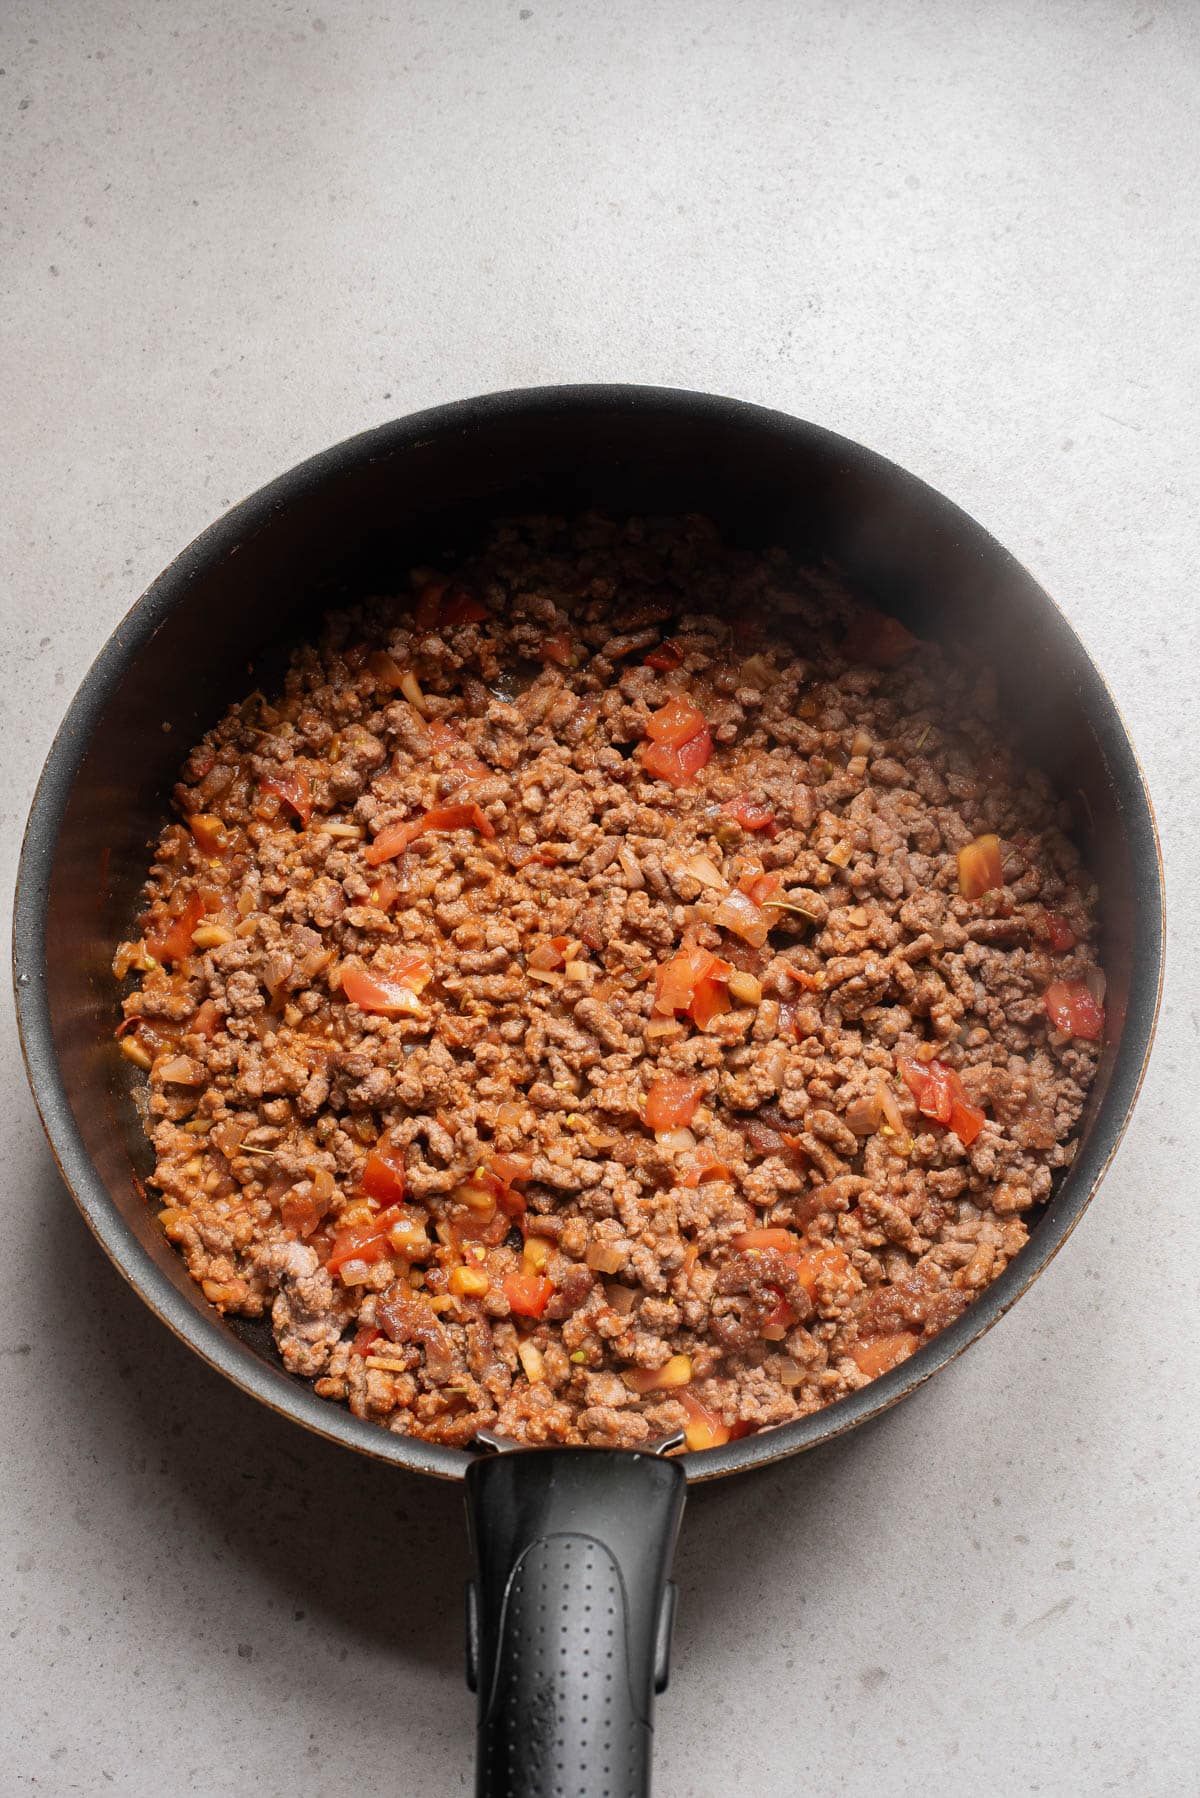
<box><xmin>850</xmin><ymin>727</ymin><xmax>873</xmax><ymax>757</ymax></box>
<box><xmin>399</xmin><ymin>670</ymin><xmax>430</xmax><ymax>716</ymax></box>
<box><xmin>338</xmin><ymin>1257</ymin><xmax>382</xmax><ymax>1287</ymax></box>
<box><xmin>739</xmin><ymin>654</ymin><xmax>774</xmax><ymax>687</ymax></box>
<box><xmin>655</xmin><ymin>1127</ymin><xmax>697</xmax><ymax>1153</ymax></box>
<box><xmin>156</xmin><ymin>1054</ymin><xmax>203</xmax><ymax>1086</ymax></box>
<box><xmin>677</xmin><ymin>852</ymin><xmax>726</xmax><ymax>890</ymax></box>
<box><xmin>844</xmin><ymin>1091</ymin><xmax>882</xmax><ymax>1136</ymax></box>
<box><xmin>825</xmin><ymin>841</ymin><xmax>853</xmax><ymax>868</ymax></box>
<box><xmin>727</xmin><ymin>970</ymin><xmax>762</xmax><ymax>1006</ymax></box>
<box><xmin>517</xmin><ymin>1340</ymin><xmax>545</xmax><ymax>1383</ymax></box>
<box><xmin>605</xmin><ymin>1282</ymin><xmax>638</xmax><ymax>1315</ymax></box>
<box><xmin>878</xmin><ymin>1079</ymin><xmax>906</xmax><ymax>1136</ymax></box>
<box><xmin>586</xmin><ymin>1241</ymin><xmax>625</xmax><ymax>1275</ymax></box>
<box><xmin>778</xmin><ymin>1356</ymin><xmax>803</xmax><ymax>1387</ymax></box>
<box><xmin>617</xmin><ymin>846</ymin><xmax>644</xmax><ymax>888</ymax></box>
<box><xmin>1085</xmin><ymin>966</ymin><xmax>1107</xmax><ymax>1006</ymax></box>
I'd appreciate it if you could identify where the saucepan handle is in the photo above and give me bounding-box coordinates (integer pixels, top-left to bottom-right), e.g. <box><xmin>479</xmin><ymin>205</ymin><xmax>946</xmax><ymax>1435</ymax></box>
<box><xmin>464</xmin><ymin>1447</ymin><xmax>687</xmax><ymax>1798</ymax></box>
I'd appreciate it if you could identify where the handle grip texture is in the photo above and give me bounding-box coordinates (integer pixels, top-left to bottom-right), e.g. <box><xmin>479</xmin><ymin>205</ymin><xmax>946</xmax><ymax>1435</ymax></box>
<box><xmin>465</xmin><ymin>1448</ymin><xmax>687</xmax><ymax>1798</ymax></box>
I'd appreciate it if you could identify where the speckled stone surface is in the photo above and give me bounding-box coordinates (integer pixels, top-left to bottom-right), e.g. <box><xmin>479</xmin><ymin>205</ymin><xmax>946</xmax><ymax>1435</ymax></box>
<box><xmin>2</xmin><ymin>2</ymin><xmax>1197</xmax><ymax>1793</ymax></box>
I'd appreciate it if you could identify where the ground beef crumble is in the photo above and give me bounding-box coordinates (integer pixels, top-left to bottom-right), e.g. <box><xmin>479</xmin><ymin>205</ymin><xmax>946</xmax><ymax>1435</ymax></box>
<box><xmin>113</xmin><ymin>514</ymin><xmax>1104</xmax><ymax>1452</ymax></box>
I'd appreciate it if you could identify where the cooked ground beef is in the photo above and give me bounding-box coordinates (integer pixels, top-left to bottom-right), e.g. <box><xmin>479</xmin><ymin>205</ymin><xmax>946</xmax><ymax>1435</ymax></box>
<box><xmin>113</xmin><ymin>513</ymin><xmax>1105</xmax><ymax>1452</ymax></box>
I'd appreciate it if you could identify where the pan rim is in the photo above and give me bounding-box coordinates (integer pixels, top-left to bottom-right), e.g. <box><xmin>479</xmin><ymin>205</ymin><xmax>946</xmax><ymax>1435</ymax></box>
<box><xmin>11</xmin><ymin>382</ymin><xmax>1166</xmax><ymax>1485</ymax></box>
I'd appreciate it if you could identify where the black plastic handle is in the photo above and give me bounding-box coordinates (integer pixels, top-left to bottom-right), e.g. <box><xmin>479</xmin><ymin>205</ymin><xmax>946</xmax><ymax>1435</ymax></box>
<box><xmin>464</xmin><ymin>1447</ymin><xmax>687</xmax><ymax>1798</ymax></box>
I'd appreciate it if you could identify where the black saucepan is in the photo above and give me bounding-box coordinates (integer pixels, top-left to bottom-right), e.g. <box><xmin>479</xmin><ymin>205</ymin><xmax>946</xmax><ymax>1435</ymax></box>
<box><xmin>13</xmin><ymin>386</ymin><xmax>1163</xmax><ymax>1797</ymax></box>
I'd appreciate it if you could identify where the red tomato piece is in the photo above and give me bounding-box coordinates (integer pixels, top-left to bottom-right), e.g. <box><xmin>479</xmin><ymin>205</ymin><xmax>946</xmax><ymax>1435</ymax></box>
<box><xmin>957</xmin><ymin>833</ymin><xmax>1004</xmax><ymax>900</ymax></box>
<box><xmin>644</xmin><ymin>1076</ymin><xmax>706</xmax><ymax>1132</ymax></box>
<box><xmin>189</xmin><ymin>999</ymin><xmax>222</xmax><ymax>1038</ymax></box>
<box><xmin>853</xmin><ymin>1332</ymin><xmax>919</xmax><ymax>1377</ymax></box>
<box><xmin>260</xmin><ymin>767</ymin><xmax>313</xmax><ymax>826</ymax></box>
<box><xmin>351</xmin><ymin>1325</ymin><xmax>382</xmax><ymax>1356</ymax></box>
<box><xmin>681</xmin><ymin>1159</ymin><xmax>733</xmax><ymax>1188</ymax></box>
<box><xmin>365</xmin><ymin>801</ymin><xmax>495</xmax><ymax>865</ymax></box>
<box><xmin>645</xmin><ymin>694</ymin><xmax>708</xmax><ymax>746</ymax></box>
<box><xmin>188</xmin><ymin>813</ymin><xmax>232</xmax><ymax>856</ymax></box>
<box><xmin>653</xmin><ymin>943</ymin><xmax>733</xmax><ymax>1027</ymax></box>
<box><xmin>539</xmin><ymin>634</ymin><xmax>574</xmax><ymax>666</ymax></box>
<box><xmin>490</xmin><ymin>1152</ymin><xmax>533</xmax><ymax>1186</ymax></box>
<box><xmin>732</xmin><ymin>1228</ymin><xmax>798</xmax><ymax>1254</ymax></box>
<box><xmin>644</xmin><ymin>639</ymin><xmax>684</xmax><ymax>672</ymax></box>
<box><xmin>689</xmin><ymin>974</ymin><xmax>732</xmax><ymax>1031</ymax></box>
<box><xmin>413</xmin><ymin>579</ymin><xmax>447</xmax><ymax>629</ymax></box>
<box><xmin>898</xmin><ymin>1058</ymin><xmax>987</xmax><ymax>1145</ymax></box>
<box><xmin>503</xmin><ymin>1271</ymin><xmax>554</xmax><ymax>1318</ymax></box>
<box><xmin>842</xmin><ymin>608</ymin><xmax>920</xmax><ymax>668</ymax></box>
<box><xmin>326</xmin><ymin>1220</ymin><xmax>394</xmax><ymax>1274</ymax></box>
<box><xmin>440</xmin><ymin>590</ymin><xmax>490</xmax><ymax>626</ymax></box>
<box><xmin>679</xmin><ymin>1390</ymin><xmax>731</xmax><ymax>1451</ymax></box>
<box><xmin>359</xmin><ymin>1141</ymin><xmax>407</xmax><ymax>1205</ymax></box>
<box><xmin>1044</xmin><ymin>979</ymin><xmax>1104</xmax><ymax>1042</ymax></box>
<box><xmin>146</xmin><ymin>891</ymin><xmax>207</xmax><ymax>965</ymax></box>
<box><xmin>1043</xmin><ymin>912</ymin><xmax>1077</xmax><ymax>951</ymax></box>
<box><xmin>280</xmin><ymin>1191</ymin><xmax>326</xmax><ymax>1239</ymax></box>
<box><xmin>340</xmin><ymin>958</ymin><xmax>429</xmax><ymax>1015</ymax></box>
<box><xmin>721</xmin><ymin>794</ymin><xmax>776</xmax><ymax>832</ymax></box>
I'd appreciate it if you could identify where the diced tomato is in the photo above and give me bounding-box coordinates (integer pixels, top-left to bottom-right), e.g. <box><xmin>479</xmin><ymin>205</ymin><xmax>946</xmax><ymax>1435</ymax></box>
<box><xmin>957</xmin><ymin>833</ymin><xmax>1004</xmax><ymax>900</ymax></box>
<box><xmin>653</xmin><ymin>943</ymin><xmax>733</xmax><ymax>1030</ymax></box>
<box><xmin>503</xmin><ymin>1271</ymin><xmax>554</xmax><ymax>1318</ymax></box>
<box><xmin>794</xmin><ymin>1247</ymin><xmax>849</xmax><ymax>1291</ymax></box>
<box><xmin>440</xmin><ymin>590</ymin><xmax>490</xmax><ymax>626</ymax></box>
<box><xmin>146</xmin><ymin>891</ymin><xmax>207</xmax><ymax>965</ymax></box>
<box><xmin>644</xmin><ymin>1076</ymin><xmax>706</xmax><ymax>1132</ymax></box>
<box><xmin>490</xmin><ymin>1151</ymin><xmax>533</xmax><ymax>1186</ymax></box>
<box><xmin>681</xmin><ymin>1159</ymin><xmax>733</xmax><ymax>1188</ymax></box>
<box><xmin>539</xmin><ymin>634</ymin><xmax>574</xmax><ymax>666</ymax></box>
<box><xmin>898</xmin><ymin>1058</ymin><xmax>987</xmax><ymax>1145</ymax></box>
<box><xmin>412</xmin><ymin>578</ymin><xmax>487</xmax><ymax>630</ymax></box>
<box><xmin>280</xmin><ymin>1191</ymin><xmax>326</xmax><ymax>1239</ymax></box>
<box><xmin>359</xmin><ymin>1139</ymin><xmax>407</xmax><ymax>1205</ymax></box>
<box><xmin>841</xmin><ymin>608</ymin><xmax>920</xmax><ymax>669</ymax></box>
<box><xmin>367</xmin><ymin>871</ymin><xmax>402</xmax><ymax>912</ymax></box>
<box><xmin>645</xmin><ymin>694</ymin><xmax>707</xmax><ymax>746</ymax></box>
<box><xmin>366</xmin><ymin>801</ymin><xmax>495</xmax><ymax>865</ymax></box>
<box><xmin>713</xmin><ymin>873</ymin><xmax>781</xmax><ymax>949</ymax></box>
<box><xmin>721</xmin><ymin>794</ymin><xmax>776</xmax><ymax>832</ymax></box>
<box><xmin>189</xmin><ymin>999</ymin><xmax>222</xmax><ymax>1038</ymax></box>
<box><xmin>732</xmin><ymin>1228</ymin><xmax>798</xmax><ymax>1254</ymax></box>
<box><xmin>188</xmin><ymin>813</ymin><xmax>232</xmax><ymax>856</ymax></box>
<box><xmin>644</xmin><ymin>639</ymin><xmax>684</xmax><ymax>672</ymax></box>
<box><xmin>351</xmin><ymin>1325</ymin><xmax>382</xmax><ymax>1356</ymax></box>
<box><xmin>679</xmin><ymin>1389</ymin><xmax>731</xmax><ymax>1451</ymax></box>
<box><xmin>689</xmin><ymin>974</ymin><xmax>731</xmax><ymax>1030</ymax></box>
<box><xmin>260</xmin><ymin>766</ymin><xmax>313</xmax><ymax>826</ymax></box>
<box><xmin>1043</xmin><ymin>911</ymin><xmax>1077</xmax><ymax>952</ymax></box>
<box><xmin>340</xmin><ymin>956</ymin><xmax>430</xmax><ymax>1015</ymax></box>
<box><xmin>413</xmin><ymin>578</ymin><xmax>447</xmax><ymax>629</ymax></box>
<box><xmin>528</xmin><ymin>935</ymin><xmax>573</xmax><ymax>972</ymax></box>
<box><xmin>640</xmin><ymin>728</ymin><xmax>714</xmax><ymax>788</ymax></box>
<box><xmin>1044</xmin><ymin>979</ymin><xmax>1104</xmax><ymax>1042</ymax></box>
<box><xmin>326</xmin><ymin>1214</ymin><xmax>401</xmax><ymax>1275</ymax></box>
<box><xmin>640</xmin><ymin>695</ymin><xmax>713</xmax><ymax>788</ymax></box>
<box><xmin>852</xmin><ymin>1332</ymin><xmax>919</xmax><ymax>1377</ymax></box>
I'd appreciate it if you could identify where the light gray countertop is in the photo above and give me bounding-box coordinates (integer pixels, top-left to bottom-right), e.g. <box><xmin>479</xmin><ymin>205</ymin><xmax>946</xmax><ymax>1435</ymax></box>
<box><xmin>2</xmin><ymin>3</ymin><xmax>1197</xmax><ymax>1793</ymax></box>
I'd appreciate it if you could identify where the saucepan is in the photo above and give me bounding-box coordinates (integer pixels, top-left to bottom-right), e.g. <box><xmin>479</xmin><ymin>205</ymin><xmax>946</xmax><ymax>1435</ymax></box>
<box><xmin>12</xmin><ymin>386</ymin><xmax>1163</xmax><ymax>1797</ymax></box>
